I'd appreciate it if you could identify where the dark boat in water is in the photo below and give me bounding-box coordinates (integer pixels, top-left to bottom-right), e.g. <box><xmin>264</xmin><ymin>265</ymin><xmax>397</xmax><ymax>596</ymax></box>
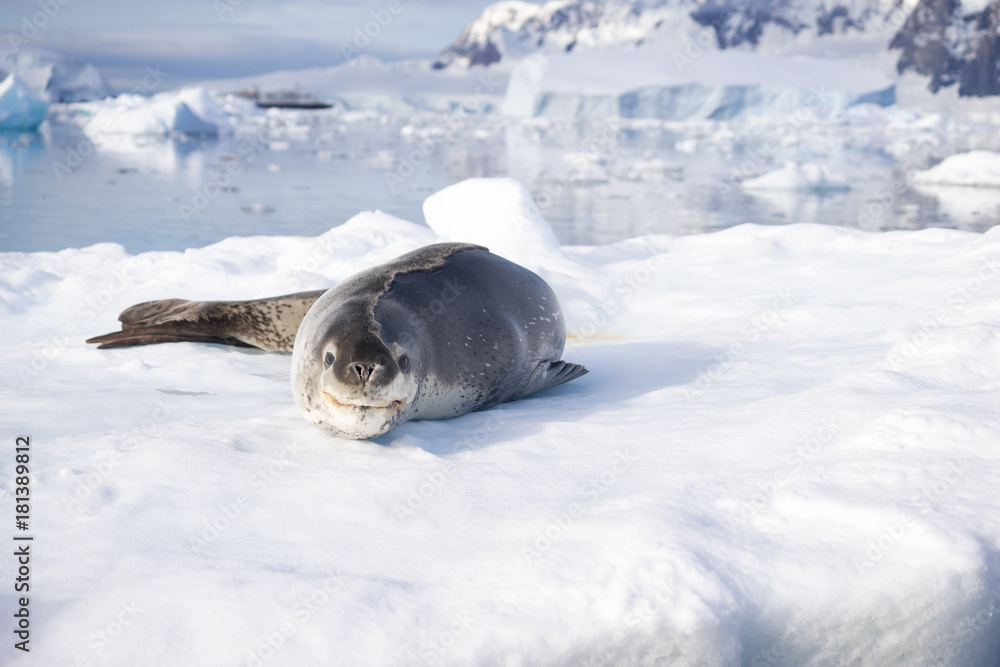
<box><xmin>236</xmin><ymin>87</ymin><xmax>333</xmax><ymax>109</ymax></box>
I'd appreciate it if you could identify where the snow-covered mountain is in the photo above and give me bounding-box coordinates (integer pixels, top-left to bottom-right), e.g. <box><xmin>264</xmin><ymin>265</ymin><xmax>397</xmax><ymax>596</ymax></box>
<box><xmin>891</xmin><ymin>0</ymin><xmax>1000</xmax><ymax>97</ymax></box>
<box><xmin>434</xmin><ymin>0</ymin><xmax>1000</xmax><ymax>98</ymax></box>
<box><xmin>432</xmin><ymin>0</ymin><xmax>903</xmax><ymax>68</ymax></box>
<box><xmin>431</xmin><ymin>0</ymin><xmax>678</xmax><ymax>68</ymax></box>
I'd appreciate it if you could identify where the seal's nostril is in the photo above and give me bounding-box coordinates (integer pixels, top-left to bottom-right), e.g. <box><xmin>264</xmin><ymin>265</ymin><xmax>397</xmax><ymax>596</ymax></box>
<box><xmin>351</xmin><ymin>363</ymin><xmax>377</xmax><ymax>383</ymax></box>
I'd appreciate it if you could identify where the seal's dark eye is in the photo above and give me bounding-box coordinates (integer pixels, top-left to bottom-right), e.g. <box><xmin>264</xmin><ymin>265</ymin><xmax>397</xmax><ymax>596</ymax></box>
<box><xmin>324</xmin><ymin>352</ymin><xmax>335</xmax><ymax>368</ymax></box>
<box><xmin>398</xmin><ymin>355</ymin><xmax>409</xmax><ymax>371</ymax></box>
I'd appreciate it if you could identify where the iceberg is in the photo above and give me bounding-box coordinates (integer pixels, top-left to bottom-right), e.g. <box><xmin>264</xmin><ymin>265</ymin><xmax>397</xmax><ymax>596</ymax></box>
<box><xmin>0</xmin><ymin>73</ymin><xmax>50</xmax><ymax>130</ymax></box>
<box><xmin>502</xmin><ymin>48</ymin><xmax>896</xmax><ymax>120</ymax></box>
<box><xmin>84</xmin><ymin>87</ymin><xmax>224</xmax><ymax>136</ymax></box>
<box><xmin>0</xmin><ymin>48</ymin><xmax>111</xmax><ymax>102</ymax></box>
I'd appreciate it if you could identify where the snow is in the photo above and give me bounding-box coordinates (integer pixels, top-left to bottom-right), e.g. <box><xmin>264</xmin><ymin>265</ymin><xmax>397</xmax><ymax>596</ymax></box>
<box><xmin>423</xmin><ymin>177</ymin><xmax>561</xmax><ymax>259</ymax></box>
<box><xmin>742</xmin><ymin>162</ymin><xmax>851</xmax><ymax>192</ymax></box>
<box><xmin>0</xmin><ymin>73</ymin><xmax>49</xmax><ymax>131</ymax></box>
<box><xmin>436</xmin><ymin>0</ymin><xmax>905</xmax><ymax>72</ymax></box>
<box><xmin>501</xmin><ymin>48</ymin><xmax>896</xmax><ymax>119</ymax></box>
<box><xmin>463</xmin><ymin>0</ymin><xmax>562</xmax><ymax>43</ymax></box>
<box><xmin>960</xmin><ymin>0</ymin><xmax>995</xmax><ymax>17</ymax></box>
<box><xmin>3</xmin><ymin>177</ymin><xmax>1000</xmax><ymax>665</ymax></box>
<box><xmin>82</xmin><ymin>87</ymin><xmax>225</xmax><ymax>136</ymax></box>
<box><xmin>435</xmin><ymin>0</ymin><xmax>683</xmax><ymax>68</ymax></box>
<box><xmin>912</xmin><ymin>150</ymin><xmax>1000</xmax><ymax>188</ymax></box>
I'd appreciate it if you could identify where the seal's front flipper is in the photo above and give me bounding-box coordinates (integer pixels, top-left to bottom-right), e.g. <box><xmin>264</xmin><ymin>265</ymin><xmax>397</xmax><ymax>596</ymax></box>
<box><xmin>86</xmin><ymin>291</ymin><xmax>327</xmax><ymax>352</ymax></box>
<box><xmin>518</xmin><ymin>360</ymin><xmax>589</xmax><ymax>399</ymax></box>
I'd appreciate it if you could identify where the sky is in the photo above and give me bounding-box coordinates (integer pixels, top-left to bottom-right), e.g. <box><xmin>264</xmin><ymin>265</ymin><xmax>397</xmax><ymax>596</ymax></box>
<box><xmin>0</xmin><ymin>0</ymin><xmax>502</xmax><ymax>90</ymax></box>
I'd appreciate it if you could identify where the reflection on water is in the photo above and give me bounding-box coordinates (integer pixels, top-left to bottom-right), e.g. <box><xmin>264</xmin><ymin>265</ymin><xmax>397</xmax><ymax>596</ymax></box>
<box><xmin>2</xmin><ymin>111</ymin><xmax>1000</xmax><ymax>254</ymax></box>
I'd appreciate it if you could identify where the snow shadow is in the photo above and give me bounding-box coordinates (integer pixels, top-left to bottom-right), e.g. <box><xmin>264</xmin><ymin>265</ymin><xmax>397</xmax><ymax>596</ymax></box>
<box><xmin>387</xmin><ymin>340</ymin><xmax>720</xmax><ymax>456</ymax></box>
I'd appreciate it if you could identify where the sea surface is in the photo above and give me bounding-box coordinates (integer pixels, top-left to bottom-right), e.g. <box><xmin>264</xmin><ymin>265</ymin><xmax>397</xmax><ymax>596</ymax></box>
<box><xmin>3</xmin><ymin>109</ymin><xmax>1000</xmax><ymax>254</ymax></box>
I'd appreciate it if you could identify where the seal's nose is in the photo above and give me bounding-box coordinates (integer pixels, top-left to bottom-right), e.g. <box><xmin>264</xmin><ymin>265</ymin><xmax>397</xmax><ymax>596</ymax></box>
<box><xmin>338</xmin><ymin>337</ymin><xmax>394</xmax><ymax>390</ymax></box>
<box><xmin>352</xmin><ymin>363</ymin><xmax>376</xmax><ymax>384</ymax></box>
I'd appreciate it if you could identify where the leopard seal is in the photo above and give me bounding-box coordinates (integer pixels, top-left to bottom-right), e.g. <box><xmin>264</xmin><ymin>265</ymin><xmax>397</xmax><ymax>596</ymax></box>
<box><xmin>87</xmin><ymin>242</ymin><xmax>588</xmax><ymax>440</ymax></box>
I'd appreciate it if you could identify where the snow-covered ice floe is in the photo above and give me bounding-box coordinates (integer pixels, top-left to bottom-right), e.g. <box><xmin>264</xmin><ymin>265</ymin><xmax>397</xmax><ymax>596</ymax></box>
<box><xmin>80</xmin><ymin>87</ymin><xmax>231</xmax><ymax>137</ymax></box>
<box><xmin>909</xmin><ymin>151</ymin><xmax>1000</xmax><ymax>225</ymax></box>
<box><xmin>741</xmin><ymin>162</ymin><xmax>851</xmax><ymax>192</ymax></box>
<box><xmin>912</xmin><ymin>150</ymin><xmax>1000</xmax><ymax>188</ymax></box>
<box><xmin>3</xmin><ymin>178</ymin><xmax>1000</xmax><ymax>665</ymax></box>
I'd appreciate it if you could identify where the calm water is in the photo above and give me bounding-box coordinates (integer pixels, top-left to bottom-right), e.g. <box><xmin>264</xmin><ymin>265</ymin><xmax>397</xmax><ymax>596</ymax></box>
<box><xmin>3</xmin><ymin>111</ymin><xmax>1000</xmax><ymax>254</ymax></box>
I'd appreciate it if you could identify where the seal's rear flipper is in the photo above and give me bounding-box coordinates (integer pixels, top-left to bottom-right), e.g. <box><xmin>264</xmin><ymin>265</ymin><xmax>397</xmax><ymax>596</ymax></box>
<box><xmin>86</xmin><ymin>291</ymin><xmax>327</xmax><ymax>352</ymax></box>
<box><xmin>519</xmin><ymin>360</ymin><xmax>589</xmax><ymax>399</ymax></box>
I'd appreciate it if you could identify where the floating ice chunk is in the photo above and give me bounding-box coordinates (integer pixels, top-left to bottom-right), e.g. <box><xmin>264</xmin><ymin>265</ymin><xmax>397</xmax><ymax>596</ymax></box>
<box><xmin>911</xmin><ymin>151</ymin><xmax>1000</xmax><ymax>188</ymax></box>
<box><xmin>741</xmin><ymin>162</ymin><xmax>850</xmax><ymax>192</ymax></box>
<box><xmin>84</xmin><ymin>87</ymin><xmax>224</xmax><ymax>136</ymax></box>
<box><xmin>241</xmin><ymin>203</ymin><xmax>274</xmax><ymax>214</ymax></box>
<box><xmin>0</xmin><ymin>48</ymin><xmax>112</xmax><ymax>102</ymax></box>
<box><xmin>562</xmin><ymin>151</ymin><xmax>610</xmax><ymax>184</ymax></box>
<box><xmin>0</xmin><ymin>73</ymin><xmax>49</xmax><ymax>131</ymax></box>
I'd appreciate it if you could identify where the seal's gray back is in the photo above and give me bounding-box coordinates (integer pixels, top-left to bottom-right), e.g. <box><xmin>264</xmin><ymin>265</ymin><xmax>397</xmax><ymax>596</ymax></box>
<box><xmin>374</xmin><ymin>248</ymin><xmax>568</xmax><ymax>419</ymax></box>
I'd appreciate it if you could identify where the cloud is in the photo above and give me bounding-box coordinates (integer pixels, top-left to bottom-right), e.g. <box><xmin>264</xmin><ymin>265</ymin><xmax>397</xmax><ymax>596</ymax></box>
<box><xmin>1</xmin><ymin>0</ymin><xmax>502</xmax><ymax>88</ymax></box>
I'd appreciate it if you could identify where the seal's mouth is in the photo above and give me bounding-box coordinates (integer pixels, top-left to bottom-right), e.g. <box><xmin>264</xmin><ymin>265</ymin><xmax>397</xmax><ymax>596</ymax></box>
<box><xmin>322</xmin><ymin>391</ymin><xmax>403</xmax><ymax>411</ymax></box>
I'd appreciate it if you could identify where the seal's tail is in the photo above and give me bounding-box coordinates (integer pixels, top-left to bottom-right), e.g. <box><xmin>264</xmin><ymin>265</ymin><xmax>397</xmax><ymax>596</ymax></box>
<box><xmin>86</xmin><ymin>299</ymin><xmax>255</xmax><ymax>349</ymax></box>
<box><xmin>86</xmin><ymin>291</ymin><xmax>327</xmax><ymax>352</ymax></box>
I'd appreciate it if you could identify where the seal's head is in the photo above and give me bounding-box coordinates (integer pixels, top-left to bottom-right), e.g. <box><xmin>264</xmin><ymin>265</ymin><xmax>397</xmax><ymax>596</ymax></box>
<box><xmin>292</xmin><ymin>296</ymin><xmax>418</xmax><ymax>439</ymax></box>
